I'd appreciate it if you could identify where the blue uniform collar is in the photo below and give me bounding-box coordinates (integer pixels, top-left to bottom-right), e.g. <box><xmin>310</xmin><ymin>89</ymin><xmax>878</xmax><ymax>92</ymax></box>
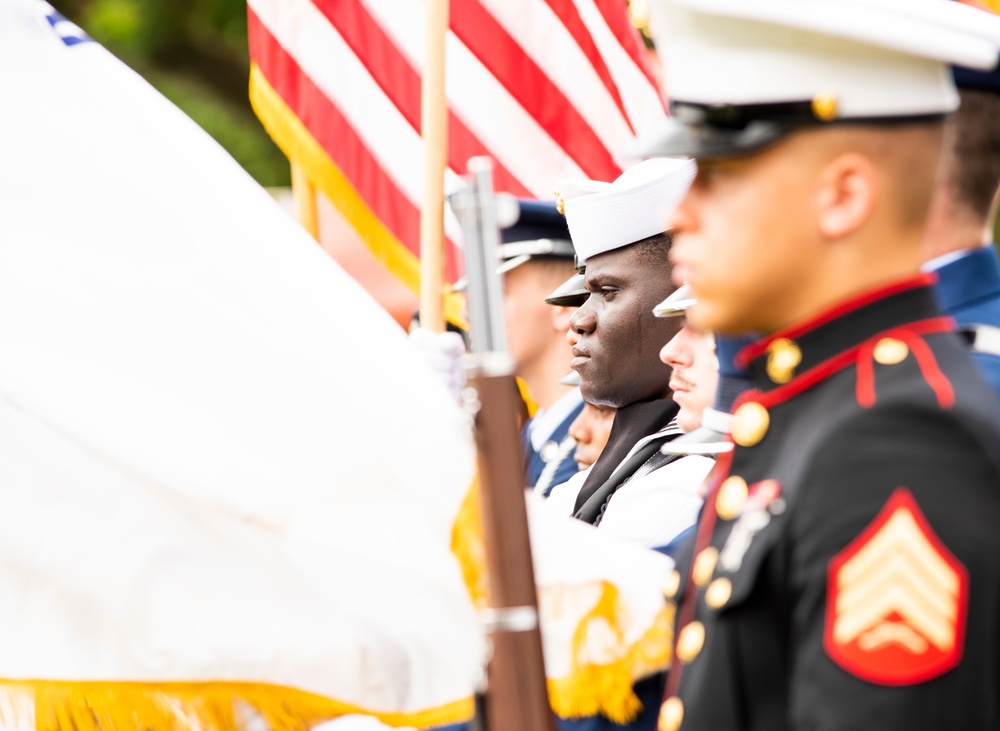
<box><xmin>931</xmin><ymin>246</ymin><xmax>1000</xmax><ymax>314</ymax></box>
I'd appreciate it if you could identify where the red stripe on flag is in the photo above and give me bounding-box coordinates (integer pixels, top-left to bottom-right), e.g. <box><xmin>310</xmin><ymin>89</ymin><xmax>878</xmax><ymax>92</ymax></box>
<box><xmin>450</xmin><ymin>0</ymin><xmax>623</xmax><ymax>182</ymax></box>
<box><xmin>312</xmin><ymin>0</ymin><xmax>533</xmax><ymax>198</ymax></box>
<box><xmin>249</xmin><ymin>11</ymin><xmax>464</xmax><ymax>282</ymax></box>
<box><xmin>593</xmin><ymin>0</ymin><xmax>663</xmax><ymax>102</ymax></box>
<box><xmin>541</xmin><ymin>0</ymin><xmax>635</xmax><ymax>135</ymax></box>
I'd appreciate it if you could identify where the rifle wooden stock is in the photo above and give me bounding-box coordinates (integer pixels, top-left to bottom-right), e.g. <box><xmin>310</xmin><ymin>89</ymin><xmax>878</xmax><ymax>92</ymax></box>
<box><xmin>453</xmin><ymin>158</ymin><xmax>553</xmax><ymax>731</ymax></box>
<box><xmin>467</xmin><ymin>361</ymin><xmax>554</xmax><ymax>731</ymax></box>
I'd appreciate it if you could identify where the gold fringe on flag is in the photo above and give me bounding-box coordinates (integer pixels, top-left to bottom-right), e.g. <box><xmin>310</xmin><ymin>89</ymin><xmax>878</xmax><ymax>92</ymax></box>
<box><xmin>0</xmin><ymin>680</ymin><xmax>473</xmax><ymax>731</ymax></box>
<box><xmin>547</xmin><ymin>584</ymin><xmax>674</xmax><ymax>724</ymax></box>
<box><xmin>449</xmin><ymin>477</ymin><xmax>674</xmax><ymax>724</ymax></box>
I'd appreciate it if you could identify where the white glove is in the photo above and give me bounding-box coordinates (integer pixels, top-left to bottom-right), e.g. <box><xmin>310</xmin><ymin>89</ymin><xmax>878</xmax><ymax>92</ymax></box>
<box><xmin>408</xmin><ymin>327</ymin><xmax>467</xmax><ymax>403</ymax></box>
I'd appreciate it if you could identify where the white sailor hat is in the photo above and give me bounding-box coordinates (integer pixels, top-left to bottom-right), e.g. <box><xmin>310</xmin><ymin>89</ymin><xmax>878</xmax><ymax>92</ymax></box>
<box><xmin>555</xmin><ymin>158</ymin><xmax>696</xmax><ymax>265</ymax></box>
<box><xmin>638</xmin><ymin>0</ymin><xmax>1000</xmax><ymax>159</ymax></box>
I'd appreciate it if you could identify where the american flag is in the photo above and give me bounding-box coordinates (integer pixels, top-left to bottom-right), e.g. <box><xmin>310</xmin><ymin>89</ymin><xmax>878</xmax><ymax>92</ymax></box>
<box><xmin>247</xmin><ymin>0</ymin><xmax>665</xmax><ymax>299</ymax></box>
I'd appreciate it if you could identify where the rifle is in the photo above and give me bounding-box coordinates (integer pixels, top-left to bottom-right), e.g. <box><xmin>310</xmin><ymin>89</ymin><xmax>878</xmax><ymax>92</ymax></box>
<box><xmin>450</xmin><ymin>157</ymin><xmax>554</xmax><ymax>731</ymax></box>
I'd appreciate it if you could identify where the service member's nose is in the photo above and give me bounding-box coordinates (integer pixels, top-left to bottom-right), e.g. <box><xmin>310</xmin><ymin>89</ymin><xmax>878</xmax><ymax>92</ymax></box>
<box><xmin>569</xmin><ymin>304</ymin><xmax>596</xmax><ymax>336</ymax></box>
<box><xmin>665</xmin><ymin>187</ymin><xmax>697</xmax><ymax>235</ymax></box>
<box><xmin>660</xmin><ymin>327</ymin><xmax>693</xmax><ymax>368</ymax></box>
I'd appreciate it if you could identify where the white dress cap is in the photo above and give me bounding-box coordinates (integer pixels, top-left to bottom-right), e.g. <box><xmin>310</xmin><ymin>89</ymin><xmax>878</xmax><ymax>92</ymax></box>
<box><xmin>555</xmin><ymin>158</ymin><xmax>696</xmax><ymax>265</ymax></box>
<box><xmin>650</xmin><ymin>0</ymin><xmax>1000</xmax><ymax>122</ymax></box>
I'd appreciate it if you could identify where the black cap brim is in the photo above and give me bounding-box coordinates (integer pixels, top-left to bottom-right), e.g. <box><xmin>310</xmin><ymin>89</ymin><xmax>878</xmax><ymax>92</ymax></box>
<box><xmin>545</xmin><ymin>272</ymin><xmax>589</xmax><ymax>307</ymax></box>
<box><xmin>631</xmin><ymin>116</ymin><xmax>796</xmax><ymax>161</ymax></box>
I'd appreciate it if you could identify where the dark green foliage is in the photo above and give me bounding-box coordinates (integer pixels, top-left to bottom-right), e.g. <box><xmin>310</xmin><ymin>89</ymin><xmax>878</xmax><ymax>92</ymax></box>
<box><xmin>49</xmin><ymin>0</ymin><xmax>291</xmax><ymax>187</ymax></box>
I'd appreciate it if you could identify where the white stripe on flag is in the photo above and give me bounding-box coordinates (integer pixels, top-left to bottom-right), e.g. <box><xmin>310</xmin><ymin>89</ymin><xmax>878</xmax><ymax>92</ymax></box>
<box><xmin>476</xmin><ymin>0</ymin><xmax>636</xmax><ymax>150</ymax></box>
<box><xmin>360</xmin><ymin>0</ymin><xmax>589</xmax><ymax>195</ymax></box>
<box><xmin>572</xmin><ymin>0</ymin><xmax>668</xmax><ymax>144</ymax></box>
<box><xmin>249</xmin><ymin>0</ymin><xmax>466</xmax><ymax>243</ymax></box>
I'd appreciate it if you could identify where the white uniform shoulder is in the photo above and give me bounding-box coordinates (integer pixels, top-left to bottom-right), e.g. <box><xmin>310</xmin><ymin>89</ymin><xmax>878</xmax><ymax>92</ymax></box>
<box><xmin>598</xmin><ymin>454</ymin><xmax>713</xmax><ymax>548</ymax></box>
<box><xmin>542</xmin><ymin>467</ymin><xmax>589</xmax><ymax>518</ymax></box>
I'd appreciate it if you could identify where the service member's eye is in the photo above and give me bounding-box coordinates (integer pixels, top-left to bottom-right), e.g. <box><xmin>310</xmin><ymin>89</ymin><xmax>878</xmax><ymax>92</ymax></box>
<box><xmin>585</xmin><ymin>277</ymin><xmax>619</xmax><ymax>297</ymax></box>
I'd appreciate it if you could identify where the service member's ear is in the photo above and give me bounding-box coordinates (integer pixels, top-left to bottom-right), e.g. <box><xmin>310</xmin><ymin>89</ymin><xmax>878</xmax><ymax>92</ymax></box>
<box><xmin>815</xmin><ymin>152</ymin><xmax>877</xmax><ymax>241</ymax></box>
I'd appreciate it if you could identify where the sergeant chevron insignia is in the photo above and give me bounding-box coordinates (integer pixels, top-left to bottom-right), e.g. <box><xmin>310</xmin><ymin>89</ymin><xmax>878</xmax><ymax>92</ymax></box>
<box><xmin>824</xmin><ymin>488</ymin><xmax>968</xmax><ymax>685</ymax></box>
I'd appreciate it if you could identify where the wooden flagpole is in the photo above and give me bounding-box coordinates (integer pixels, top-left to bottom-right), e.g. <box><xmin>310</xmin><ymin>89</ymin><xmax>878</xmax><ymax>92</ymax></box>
<box><xmin>418</xmin><ymin>0</ymin><xmax>449</xmax><ymax>333</ymax></box>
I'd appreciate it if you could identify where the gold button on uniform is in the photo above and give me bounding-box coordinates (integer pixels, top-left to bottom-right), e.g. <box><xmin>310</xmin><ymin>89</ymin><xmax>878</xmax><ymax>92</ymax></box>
<box><xmin>676</xmin><ymin>621</ymin><xmax>705</xmax><ymax>664</ymax></box>
<box><xmin>705</xmin><ymin>577</ymin><xmax>733</xmax><ymax>608</ymax></box>
<box><xmin>732</xmin><ymin>401</ymin><xmax>769</xmax><ymax>446</ymax></box>
<box><xmin>693</xmin><ymin>547</ymin><xmax>719</xmax><ymax>587</ymax></box>
<box><xmin>716</xmin><ymin>475</ymin><xmax>748</xmax><ymax>520</ymax></box>
<box><xmin>662</xmin><ymin>570</ymin><xmax>681</xmax><ymax>599</ymax></box>
<box><xmin>873</xmin><ymin>337</ymin><xmax>909</xmax><ymax>365</ymax></box>
<box><xmin>765</xmin><ymin>338</ymin><xmax>801</xmax><ymax>384</ymax></box>
<box><xmin>658</xmin><ymin>697</ymin><xmax>684</xmax><ymax>731</ymax></box>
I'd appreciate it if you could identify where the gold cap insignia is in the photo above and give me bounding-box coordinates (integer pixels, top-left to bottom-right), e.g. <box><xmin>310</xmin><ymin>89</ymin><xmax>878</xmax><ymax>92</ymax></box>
<box><xmin>812</xmin><ymin>92</ymin><xmax>838</xmax><ymax>122</ymax></box>
<box><xmin>554</xmin><ymin>189</ymin><xmax>566</xmax><ymax>216</ymax></box>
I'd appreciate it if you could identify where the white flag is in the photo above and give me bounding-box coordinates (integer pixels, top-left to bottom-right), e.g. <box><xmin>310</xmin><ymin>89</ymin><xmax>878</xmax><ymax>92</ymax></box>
<box><xmin>0</xmin><ymin>1</ymin><xmax>484</xmax><ymax>727</ymax></box>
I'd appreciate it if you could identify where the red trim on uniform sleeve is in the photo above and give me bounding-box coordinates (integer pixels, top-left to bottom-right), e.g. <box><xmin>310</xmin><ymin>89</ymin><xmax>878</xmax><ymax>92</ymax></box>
<box><xmin>824</xmin><ymin>488</ymin><xmax>968</xmax><ymax>686</ymax></box>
